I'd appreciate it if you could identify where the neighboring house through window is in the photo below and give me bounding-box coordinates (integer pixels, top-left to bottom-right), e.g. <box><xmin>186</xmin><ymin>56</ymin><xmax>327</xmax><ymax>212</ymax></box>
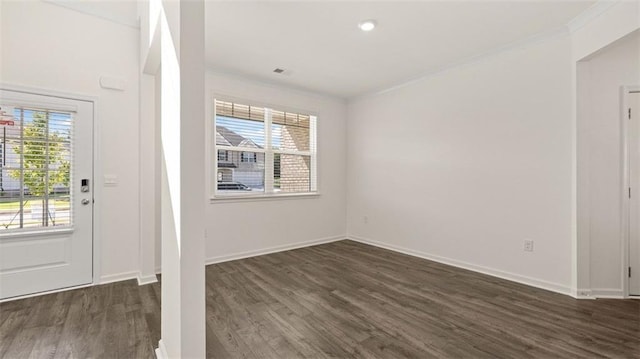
<box><xmin>212</xmin><ymin>99</ymin><xmax>317</xmax><ymax>197</ymax></box>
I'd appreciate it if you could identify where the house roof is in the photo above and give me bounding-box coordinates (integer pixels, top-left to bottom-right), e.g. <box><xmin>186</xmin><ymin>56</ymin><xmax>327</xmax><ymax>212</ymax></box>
<box><xmin>216</xmin><ymin>126</ymin><xmax>262</xmax><ymax>149</ymax></box>
<box><xmin>216</xmin><ymin>131</ymin><xmax>232</xmax><ymax>147</ymax></box>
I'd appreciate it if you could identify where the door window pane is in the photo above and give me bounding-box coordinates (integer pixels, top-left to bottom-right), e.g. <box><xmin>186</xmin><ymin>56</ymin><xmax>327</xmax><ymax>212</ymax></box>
<box><xmin>0</xmin><ymin>106</ymin><xmax>72</xmax><ymax>231</ymax></box>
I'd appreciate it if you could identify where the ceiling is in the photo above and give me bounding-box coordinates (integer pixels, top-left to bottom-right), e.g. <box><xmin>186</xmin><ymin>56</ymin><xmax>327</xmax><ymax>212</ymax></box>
<box><xmin>205</xmin><ymin>1</ymin><xmax>596</xmax><ymax>98</ymax></box>
<box><xmin>43</xmin><ymin>0</ymin><xmax>598</xmax><ymax>99</ymax></box>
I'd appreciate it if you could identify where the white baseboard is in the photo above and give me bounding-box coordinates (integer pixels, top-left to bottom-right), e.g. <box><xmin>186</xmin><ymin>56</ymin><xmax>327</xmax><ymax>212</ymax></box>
<box><xmin>17</xmin><ymin>234</ymin><xmax>594</xmax><ymax>303</ymax></box>
<box><xmin>205</xmin><ymin>235</ymin><xmax>345</xmax><ymax>265</ymax></box>
<box><xmin>99</xmin><ymin>271</ymin><xmax>139</xmax><ymax>285</ymax></box>
<box><xmin>575</xmin><ymin>289</ymin><xmax>596</xmax><ymax>300</ymax></box>
<box><xmin>137</xmin><ymin>272</ymin><xmax>158</xmax><ymax>286</ymax></box>
<box><xmin>155</xmin><ymin>340</ymin><xmax>168</xmax><ymax>359</ymax></box>
<box><xmin>151</xmin><ymin>235</ymin><xmax>345</xmax><ymax>273</ymax></box>
<box><xmin>590</xmin><ymin>288</ymin><xmax>625</xmax><ymax>299</ymax></box>
<box><xmin>347</xmin><ymin>235</ymin><xmax>573</xmax><ymax>297</ymax></box>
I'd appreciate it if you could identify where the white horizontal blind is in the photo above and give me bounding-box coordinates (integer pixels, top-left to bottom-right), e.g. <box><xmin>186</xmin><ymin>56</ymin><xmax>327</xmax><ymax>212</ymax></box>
<box><xmin>0</xmin><ymin>105</ymin><xmax>73</xmax><ymax>230</ymax></box>
<box><xmin>214</xmin><ymin>99</ymin><xmax>317</xmax><ymax>196</ymax></box>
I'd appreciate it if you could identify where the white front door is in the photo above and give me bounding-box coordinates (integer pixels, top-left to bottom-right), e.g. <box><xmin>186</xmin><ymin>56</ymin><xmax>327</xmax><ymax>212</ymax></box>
<box><xmin>630</xmin><ymin>91</ymin><xmax>640</xmax><ymax>296</ymax></box>
<box><xmin>0</xmin><ymin>89</ymin><xmax>93</xmax><ymax>300</ymax></box>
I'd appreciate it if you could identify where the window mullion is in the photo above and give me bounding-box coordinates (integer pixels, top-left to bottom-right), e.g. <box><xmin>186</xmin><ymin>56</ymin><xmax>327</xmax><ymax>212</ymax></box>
<box><xmin>264</xmin><ymin>108</ymin><xmax>274</xmax><ymax>193</ymax></box>
<box><xmin>310</xmin><ymin>115</ymin><xmax>318</xmax><ymax>192</ymax></box>
<box><xmin>19</xmin><ymin>108</ymin><xmax>24</xmax><ymax>228</ymax></box>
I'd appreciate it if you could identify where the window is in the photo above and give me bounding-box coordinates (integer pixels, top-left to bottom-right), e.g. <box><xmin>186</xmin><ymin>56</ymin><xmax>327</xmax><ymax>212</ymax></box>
<box><xmin>213</xmin><ymin>99</ymin><xmax>317</xmax><ymax>198</ymax></box>
<box><xmin>240</xmin><ymin>152</ymin><xmax>256</xmax><ymax>163</ymax></box>
<box><xmin>0</xmin><ymin>105</ymin><xmax>72</xmax><ymax>230</ymax></box>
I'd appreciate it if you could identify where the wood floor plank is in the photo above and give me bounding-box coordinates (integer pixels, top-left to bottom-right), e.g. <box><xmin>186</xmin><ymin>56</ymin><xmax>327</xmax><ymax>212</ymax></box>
<box><xmin>1</xmin><ymin>240</ymin><xmax>639</xmax><ymax>358</ymax></box>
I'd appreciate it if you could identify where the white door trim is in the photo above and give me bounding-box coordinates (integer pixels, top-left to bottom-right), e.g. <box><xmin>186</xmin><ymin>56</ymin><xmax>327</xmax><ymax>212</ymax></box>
<box><xmin>0</xmin><ymin>83</ymin><xmax>102</xmax><ymax>295</ymax></box>
<box><xmin>621</xmin><ymin>85</ymin><xmax>640</xmax><ymax>298</ymax></box>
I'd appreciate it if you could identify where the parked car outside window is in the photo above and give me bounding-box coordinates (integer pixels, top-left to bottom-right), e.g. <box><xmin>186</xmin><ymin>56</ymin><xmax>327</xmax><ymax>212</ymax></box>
<box><xmin>217</xmin><ymin>182</ymin><xmax>251</xmax><ymax>191</ymax></box>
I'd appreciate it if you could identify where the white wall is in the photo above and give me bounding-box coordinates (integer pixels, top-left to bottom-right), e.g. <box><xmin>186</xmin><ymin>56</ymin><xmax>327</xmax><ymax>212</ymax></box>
<box><xmin>577</xmin><ymin>31</ymin><xmax>640</xmax><ymax>295</ymax></box>
<box><xmin>0</xmin><ymin>1</ymin><xmax>141</xmax><ymax>281</ymax></box>
<box><xmin>138</xmin><ymin>73</ymin><xmax>157</xmax><ymax>284</ymax></box>
<box><xmin>154</xmin><ymin>1</ymin><xmax>207</xmax><ymax>355</ymax></box>
<box><xmin>3</xmin><ymin>0</ymin><xmax>636</xmax><ymax>300</ymax></box>
<box><xmin>203</xmin><ymin>72</ymin><xmax>347</xmax><ymax>263</ymax></box>
<box><xmin>347</xmin><ymin>34</ymin><xmax>574</xmax><ymax>294</ymax></box>
<box><xmin>572</xmin><ymin>1</ymin><xmax>640</xmax><ymax>297</ymax></box>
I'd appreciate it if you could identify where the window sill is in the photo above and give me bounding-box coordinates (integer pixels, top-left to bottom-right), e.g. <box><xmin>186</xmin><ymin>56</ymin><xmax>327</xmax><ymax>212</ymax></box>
<box><xmin>210</xmin><ymin>192</ymin><xmax>320</xmax><ymax>203</ymax></box>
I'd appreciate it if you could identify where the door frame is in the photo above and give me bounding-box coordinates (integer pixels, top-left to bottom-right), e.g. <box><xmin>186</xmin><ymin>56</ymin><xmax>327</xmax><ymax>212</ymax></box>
<box><xmin>621</xmin><ymin>85</ymin><xmax>640</xmax><ymax>298</ymax></box>
<box><xmin>0</xmin><ymin>83</ymin><xmax>101</xmax><ymax>300</ymax></box>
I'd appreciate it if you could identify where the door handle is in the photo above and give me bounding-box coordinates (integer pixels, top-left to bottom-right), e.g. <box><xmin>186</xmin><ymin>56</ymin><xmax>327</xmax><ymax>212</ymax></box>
<box><xmin>81</xmin><ymin>199</ymin><xmax>91</xmax><ymax>205</ymax></box>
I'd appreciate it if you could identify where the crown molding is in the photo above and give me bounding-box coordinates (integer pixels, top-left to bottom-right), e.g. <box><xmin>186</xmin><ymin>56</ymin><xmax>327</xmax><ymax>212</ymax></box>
<box><xmin>351</xmin><ymin>26</ymin><xmax>569</xmax><ymax>101</ymax></box>
<box><xmin>566</xmin><ymin>0</ymin><xmax>621</xmax><ymax>34</ymax></box>
<box><xmin>350</xmin><ymin>1</ymin><xmax>623</xmax><ymax>102</ymax></box>
<box><xmin>206</xmin><ymin>68</ymin><xmax>347</xmax><ymax>103</ymax></box>
<box><xmin>43</xmin><ymin>0</ymin><xmax>140</xmax><ymax>29</ymax></box>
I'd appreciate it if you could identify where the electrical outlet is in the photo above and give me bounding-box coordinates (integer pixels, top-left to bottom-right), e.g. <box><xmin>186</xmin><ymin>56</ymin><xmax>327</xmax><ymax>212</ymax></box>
<box><xmin>524</xmin><ymin>239</ymin><xmax>534</xmax><ymax>252</ymax></box>
<box><xmin>363</xmin><ymin>216</ymin><xmax>369</xmax><ymax>224</ymax></box>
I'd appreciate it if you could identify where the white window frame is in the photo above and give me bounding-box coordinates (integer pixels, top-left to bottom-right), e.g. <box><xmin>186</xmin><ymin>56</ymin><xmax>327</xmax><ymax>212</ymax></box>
<box><xmin>211</xmin><ymin>97</ymin><xmax>318</xmax><ymax>201</ymax></box>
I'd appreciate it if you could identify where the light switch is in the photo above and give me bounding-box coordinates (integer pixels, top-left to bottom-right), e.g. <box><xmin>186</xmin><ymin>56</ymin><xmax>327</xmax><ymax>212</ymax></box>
<box><xmin>104</xmin><ymin>175</ymin><xmax>118</xmax><ymax>186</ymax></box>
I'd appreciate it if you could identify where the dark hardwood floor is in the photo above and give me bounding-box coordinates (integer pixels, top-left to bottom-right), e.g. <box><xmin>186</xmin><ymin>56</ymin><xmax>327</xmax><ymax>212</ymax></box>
<box><xmin>1</xmin><ymin>240</ymin><xmax>639</xmax><ymax>358</ymax></box>
<box><xmin>0</xmin><ymin>274</ymin><xmax>161</xmax><ymax>358</ymax></box>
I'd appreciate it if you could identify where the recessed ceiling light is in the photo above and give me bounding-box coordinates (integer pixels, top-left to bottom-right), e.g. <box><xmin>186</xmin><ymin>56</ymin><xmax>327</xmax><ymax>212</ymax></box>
<box><xmin>358</xmin><ymin>20</ymin><xmax>377</xmax><ymax>32</ymax></box>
